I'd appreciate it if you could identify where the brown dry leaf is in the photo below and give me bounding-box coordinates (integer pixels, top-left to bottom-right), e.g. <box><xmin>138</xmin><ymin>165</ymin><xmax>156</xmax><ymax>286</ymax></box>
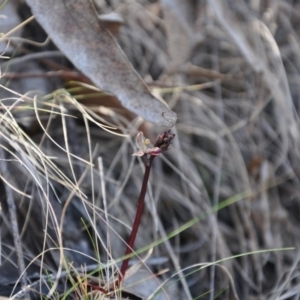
<box><xmin>25</xmin><ymin>0</ymin><xmax>177</xmax><ymax>127</ymax></box>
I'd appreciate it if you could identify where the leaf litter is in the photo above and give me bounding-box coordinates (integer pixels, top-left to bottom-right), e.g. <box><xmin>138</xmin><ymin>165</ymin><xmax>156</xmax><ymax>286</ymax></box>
<box><xmin>0</xmin><ymin>0</ymin><xmax>300</xmax><ymax>299</ymax></box>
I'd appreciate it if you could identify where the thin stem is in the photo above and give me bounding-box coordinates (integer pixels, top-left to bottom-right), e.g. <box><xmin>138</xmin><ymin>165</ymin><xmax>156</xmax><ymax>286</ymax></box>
<box><xmin>118</xmin><ymin>156</ymin><xmax>155</xmax><ymax>283</ymax></box>
<box><xmin>0</xmin><ymin>147</ymin><xmax>27</xmax><ymax>287</ymax></box>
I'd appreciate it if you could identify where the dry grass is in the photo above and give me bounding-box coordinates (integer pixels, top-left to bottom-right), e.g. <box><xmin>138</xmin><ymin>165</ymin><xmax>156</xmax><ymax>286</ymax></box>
<box><xmin>1</xmin><ymin>0</ymin><xmax>300</xmax><ymax>299</ymax></box>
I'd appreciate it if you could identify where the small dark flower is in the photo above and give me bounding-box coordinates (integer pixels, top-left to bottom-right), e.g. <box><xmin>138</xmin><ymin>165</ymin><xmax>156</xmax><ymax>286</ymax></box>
<box><xmin>132</xmin><ymin>130</ymin><xmax>175</xmax><ymax>157</ymax></box>
<box><xmin>154</xmin><ymin>130</ymin><xmax>175</xmax><ymax>152</ymax></box>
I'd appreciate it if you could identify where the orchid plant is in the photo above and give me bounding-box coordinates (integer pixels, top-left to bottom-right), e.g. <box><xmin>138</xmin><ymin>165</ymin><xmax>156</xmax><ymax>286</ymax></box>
<box><xmin>118</xmin><ymin>130</ymin><xmax>175</xmax><ymax>284</ymax></box>
<box><xmin>90</xmin><ymin>130</ymin><xmax>175</xmax><ymax>295</ymax></box>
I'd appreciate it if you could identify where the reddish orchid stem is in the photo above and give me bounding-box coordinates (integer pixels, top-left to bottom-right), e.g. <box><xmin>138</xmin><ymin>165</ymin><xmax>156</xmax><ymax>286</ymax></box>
<box><xmin>87</xmin><ymin>283</ymin><xmax>109</xmax><ymax>294</ymax></box>
<box><xmin>118</xmin><ymin>156</ymin><xmax>155</xmax><ymax>284</ymax></box>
